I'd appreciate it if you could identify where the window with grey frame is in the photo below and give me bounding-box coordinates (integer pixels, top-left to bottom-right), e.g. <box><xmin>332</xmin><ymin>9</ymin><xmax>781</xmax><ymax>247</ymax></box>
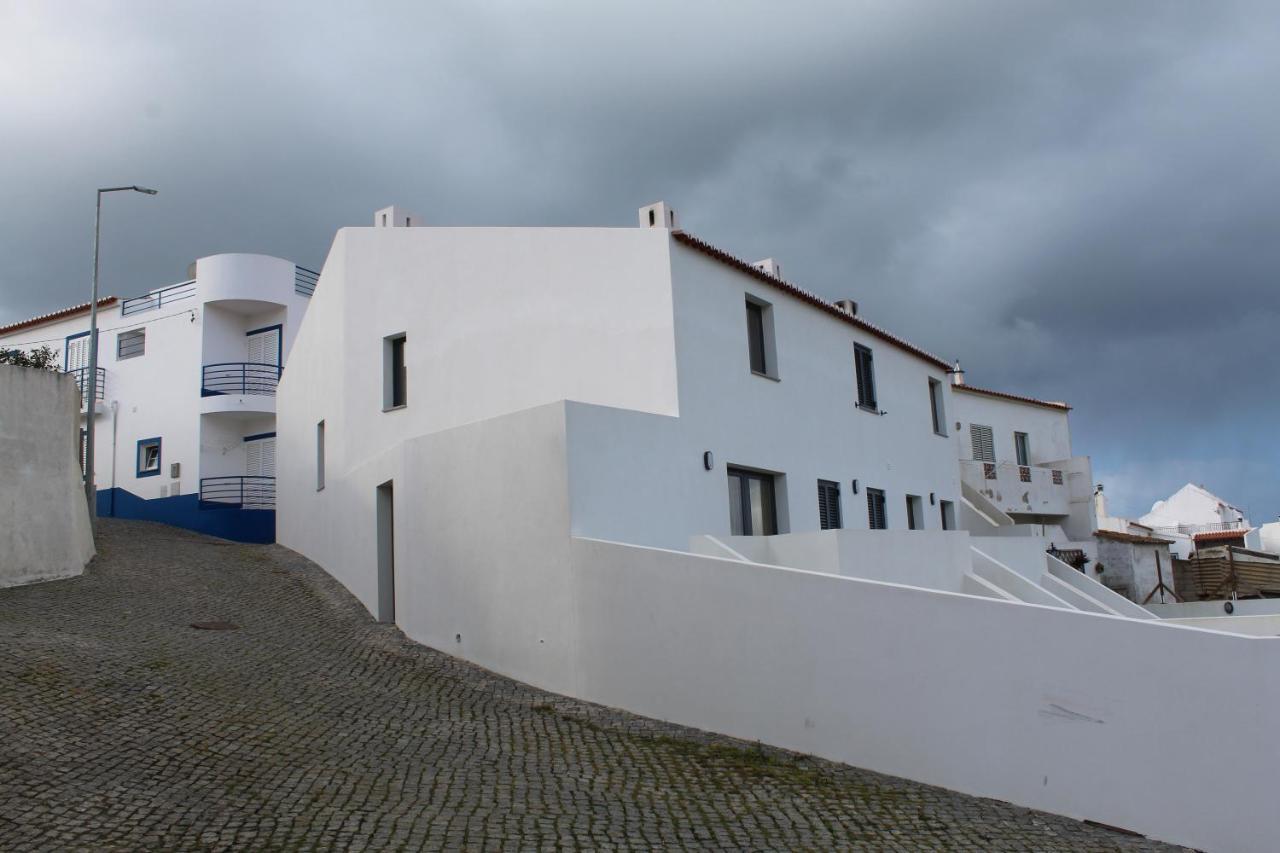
<box><xmin>939</xmin><ymin>499</ymin><xmax>956</xmax><ymax>531</ymax></box>
<box><xmin>316</xmin><ymin>420</ymin><xmax>326</xmax><ymax>491</ymax></box>
<box><xmin>928</xmin><ymin>378</ymin><xmax>946</xmax><ymax>435</ymax></box>
<box><xmin>906</xmin><ymin>494</ymin><xmax>924</xmax><ymax>530</ymax></box>
<box><xmin>727</xmin><ymin>466</ymin><xmax>778</xmax><ymax>536</ymax></box>
<box><xmin>854</xmin><ymin>344</ymin><xmax>876</xmax><ymax>411</ymax></box>
<box><xmin>1014</xmin><ymin>431</ymin><xmax>1030</xmax><ymax>466</ymax></box>
<box><xmin>866</xmin><ymin>487</ymin><xmax>887</xmax><ymax>530</ymax></box>
<box><xmin>817</xmin><ymin>479</ymin><xmax>842</xmax><ymax>530</ymax></box>
<box><xmin>744</xmin><ymin>296</ymin><xmax>778</xmax><ymax>378</ymax></box>
<box><xmin>117</xmin><ymin>328</ymin><xmax>145</xmax><ymax>360</ymax></box>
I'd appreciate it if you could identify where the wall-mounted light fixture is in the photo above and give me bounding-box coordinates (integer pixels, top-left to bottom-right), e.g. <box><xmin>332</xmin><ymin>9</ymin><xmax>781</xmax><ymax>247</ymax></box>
<box><xmin>851</xmin><ymin>479</ymin><xmax>859</xmax><ymax>494</ymax></box>
<box><xmin>703</xmin><ymin>451</ymin><xmax>714</xmax><ymax>471</ymax></box>
<box><xmin>929</xmin><ymin>492</ymin><xmax>936</xmax><ymax>505</ymax></box>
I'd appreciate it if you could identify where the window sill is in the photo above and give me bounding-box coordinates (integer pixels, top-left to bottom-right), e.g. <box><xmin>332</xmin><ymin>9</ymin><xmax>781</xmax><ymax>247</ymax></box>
<box><xmin>934</xmin><ymin>430</ymin><xmax>948</xmax><ymax>438</ymax></box>
<box><xmin>750</xmin><ymin>370</ymin><xmax>781</xmax><ymax>382</ymax></box>
<box><xmin>856</xmin><ymin>403</ymin><xmax>880</xmax><ymax>415</ymax></box>
<box><xmin>382</xmin><ymin>404</ymin><xmax>407</xmax><ymax>413</ymax></box>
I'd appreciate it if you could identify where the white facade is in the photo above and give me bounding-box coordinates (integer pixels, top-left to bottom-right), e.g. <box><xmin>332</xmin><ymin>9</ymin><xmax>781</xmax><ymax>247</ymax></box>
<box><xmin>276</xmin><ymin>204</ymin><xmax>1280</xmax><ymax>851</ymax></box>
<box><xmin>0</xmin><ymin>254</ymin><xmax>314</xmax><ymax>541</ymax></box>
<box><xmin>1140</xmin><ymin>483</ymin><xmax>1252</xmax><ymax>559</ymax></box>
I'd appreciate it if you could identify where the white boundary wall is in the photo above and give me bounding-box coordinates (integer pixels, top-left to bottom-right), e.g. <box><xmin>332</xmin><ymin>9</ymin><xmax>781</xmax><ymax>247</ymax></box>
<box><xmin>0</xmin><ymin>367</ymin><xmax>94</xmax><ymax>586</ymax></box>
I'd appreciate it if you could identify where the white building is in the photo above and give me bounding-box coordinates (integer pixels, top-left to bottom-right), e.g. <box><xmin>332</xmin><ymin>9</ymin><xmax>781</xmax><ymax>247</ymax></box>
<box><xmin>1140</xmin><ymin>482</ymin><xmax>1253</xmax><ymax>558</ymax></box>
<box><xmin>0</xmin><ymin>253</ymin><xmax>315</xmax><ymax>542</ymax></box>
<box><xmin>275</xmin><ymin>203</ymin><xmax>1280</xmax><ymax>852</ymax></box>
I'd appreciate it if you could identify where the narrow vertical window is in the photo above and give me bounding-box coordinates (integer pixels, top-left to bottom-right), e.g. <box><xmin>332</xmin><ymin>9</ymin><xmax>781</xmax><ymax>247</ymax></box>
<box><xmin>867</xmin><ymin>487</ymin><xmax>887</xmax><ymax>530</ymax></box>
<box><xmin>383</xmin><ymin>334</ymin><xmax>407</xmax><ymax>410</ymax></box>
<box><xmin>727</xmin><ymin>467</ymin><xmax>778</xmax><ymax>536</ymax></box>
<box><xmin>1014</xmin><ymin>432</ymin><xmax>1030</xmax><ymax>466</ymax></box>
<box><xmin>906</xmin><ymin>495</ymin><xmax>924</xmax><ymax>530</ymax></box>
<box><xmin>746</xmin><ymin>300</ymin><xmax>767</xmax><ymax>374</ymax></box>
<box><xmin>316</xmin><ymin>420</ymin><xmax>326</xmax><ymax>491</ymax></box>
<box><xmin>928</xmin><ymin>378</ymin><xmax>946</xmax><ymax>435</ymax></box>
<box><xmin>817</xmin><ymin>480</ymin><xmax>842</xmax><ymax>530</ymax></box>
<box><xmin>940</xmin><ymin>500</ymin><xmax>955</xmax><ymax>531</ymax></box>
<box><xmin>854</xmin><ymin>344</ymin><xmax>876</xmax><ymax>411</ymax></box>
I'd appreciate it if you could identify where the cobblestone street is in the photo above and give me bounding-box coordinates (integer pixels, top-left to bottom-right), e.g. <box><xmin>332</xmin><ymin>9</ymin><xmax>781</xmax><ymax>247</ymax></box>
<box><xmin>0</xmin><ymin>520</ymin><xmax>1183</xmax><ymax>851</ymax></box>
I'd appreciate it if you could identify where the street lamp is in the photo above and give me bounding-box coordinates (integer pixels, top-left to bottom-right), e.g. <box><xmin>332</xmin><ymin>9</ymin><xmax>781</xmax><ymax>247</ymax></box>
<box><xmin>84</xmin><ymin>185</ymin><xmax>157</xmax><ymax>516</ymax></box>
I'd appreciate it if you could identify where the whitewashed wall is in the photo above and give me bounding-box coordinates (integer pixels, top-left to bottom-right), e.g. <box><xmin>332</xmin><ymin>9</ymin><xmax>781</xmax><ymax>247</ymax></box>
<box><xmin>950</xmin><ymin>387</ymin><xmax>1072</xmax><ymax>463</ymax></box>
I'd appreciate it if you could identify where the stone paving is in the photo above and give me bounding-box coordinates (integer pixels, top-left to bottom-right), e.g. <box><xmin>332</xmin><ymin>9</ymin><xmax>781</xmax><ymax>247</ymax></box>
<box><xmin>0</xmin><ymin>519</ymin><xmax>1186</xmax><ymax>851</ymax></box>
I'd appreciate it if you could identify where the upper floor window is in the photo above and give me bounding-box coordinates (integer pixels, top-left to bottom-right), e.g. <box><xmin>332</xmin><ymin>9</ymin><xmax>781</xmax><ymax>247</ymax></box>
<box><xmin>744</xmin><ymin>296</ymin><xmax>778</xmax><ymax>379</ymax></box>
<box><xmin>854</xmin><ymin>344</ymin><xmax>876</xmax><ymax>411</ymax></box>
<box><xmin>970</xmin><ymin>424</ymin><xmax>995</xmax><ymax>462</ymax></box>
<box><xmin>866</xmin><ymin>487</ymin><xmax>887</xmax><ymax>529</ymax></box>
<box><xmin>316</xmin><ymin>420</ymin><xmax>326</xmax><ymax>491</ymax></box>
<box><xmin>1014</xmin><ymin>431</ymin><xmax>1030</xmax><ymax>466</ymax></box>
<box><xmin>117</xmin><ymin>328</ymin><xmax>145</xmax><ymax>360</ymax></box>
<box><xmin>817</xmin><ymin>479</ymin><xmax>842</xmax><ymax>530</ymax></box>
<box><xmin>928</xmin><ymin>378</ymin><xmax>946</xmax><ymax>435</ymax></box>
<box><xmin>383</xmin><ymin>333</ymin><xmax>407</xmax><ymax>410</ymax></box>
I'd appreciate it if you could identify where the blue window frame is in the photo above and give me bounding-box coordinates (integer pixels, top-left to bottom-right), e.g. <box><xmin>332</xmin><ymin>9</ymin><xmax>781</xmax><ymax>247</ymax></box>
<box><xmin>245</xmin><ymin>323</ymin><xmax>283</xmax><ymax>366</ymax></box>
<box><xmin>136</xmin><ymin>437</ymin><xmax>162</xmax><ymax>478</ymax></box>
<box><xmin>64</xmin><ymin>330</ymin><xmax>90</xmax><ymax>371</ymax></box>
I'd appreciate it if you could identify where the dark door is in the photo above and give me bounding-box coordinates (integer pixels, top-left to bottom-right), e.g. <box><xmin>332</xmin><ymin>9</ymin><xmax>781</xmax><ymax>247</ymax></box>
<box><xmin>727</xmin><ymin>467</ymin><xmax>778</xmax><ymax>536</ymax></box>
<box><xmin>376</xmin><ymin>480</ymin><xmax>396</xmax><ymax>623</ymax></box>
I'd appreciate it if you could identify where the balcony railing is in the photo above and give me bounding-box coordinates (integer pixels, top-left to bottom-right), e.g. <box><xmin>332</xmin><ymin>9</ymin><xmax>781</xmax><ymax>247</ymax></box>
<box><xmin>201</xmin><ymin>362</ymin><xmax>281</xmax><ymax>396</ymax></box>
<box><xmin>199</xmin><ymin>476</ymin><xmax>275</xmax><ymax>510</ymax></box>
<box><xmin>1151</xmin><ymin>521</ymin><xmax>1248</xmax><ymax>537</ymax></box>
<box><xmin>295</xmin><ymin>266</ymin><xmax>320</xmax><ymax>297</ymax></box>
<box><xmin>63</xmin><ymin>366</ymin><xmax>106</xmax><ymax>407</ymax></box>
<box><xmin>121</xmin><ymin>279</ymin><xmax>197</xmax><ymax>316</ymax></box>
<box><xmin>961</xmin><ymin>460</ymin><xmax>1069</xmax><ymax>517</ymax></box>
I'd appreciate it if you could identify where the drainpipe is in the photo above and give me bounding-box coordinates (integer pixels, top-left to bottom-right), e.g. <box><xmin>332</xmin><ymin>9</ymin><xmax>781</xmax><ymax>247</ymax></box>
<box><xmin>109</xmin><ymin>401</ymin><xmax>119</xmax><ymax>517</ymax></box>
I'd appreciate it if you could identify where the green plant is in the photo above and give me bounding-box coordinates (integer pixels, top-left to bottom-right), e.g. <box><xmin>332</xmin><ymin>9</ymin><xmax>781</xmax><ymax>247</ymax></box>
<box><xmin>0</xmin><ymin>345</ymin><xmax>60</xmax><ymax>370</ymax></box>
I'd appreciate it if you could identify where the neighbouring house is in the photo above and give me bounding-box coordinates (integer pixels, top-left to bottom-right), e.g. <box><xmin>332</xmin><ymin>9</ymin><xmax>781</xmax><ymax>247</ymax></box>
<box><xmin>1139</xmin><ymin>482</ymin><xmax>1252</xmax><ymax>559</ymax></box>
<box><xmin>274</xmin><ymin>202</ymin><xmax>1280</xmax><ymax>852</ymax></box>
<box><xmin>0</xmin><ymin>365</ymin><xmax>95</xmax><ymax>586</ymax></box>
<box><xmin>0</xmin><ymin>254</ymin><xmax>317</xmax><ymax>542</ymax></box>
<box><xmin>1092</xmin><ymin>529</ymin><xmax>1177</xmax><ymax>604</ymax></box>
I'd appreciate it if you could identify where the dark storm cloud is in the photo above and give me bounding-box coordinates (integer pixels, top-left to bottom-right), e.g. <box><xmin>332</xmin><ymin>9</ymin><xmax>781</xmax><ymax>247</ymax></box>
<box><xmin>1</xmin><ymin>0</ymin><xmax>1276</xmax><ymax>518</ymax></box>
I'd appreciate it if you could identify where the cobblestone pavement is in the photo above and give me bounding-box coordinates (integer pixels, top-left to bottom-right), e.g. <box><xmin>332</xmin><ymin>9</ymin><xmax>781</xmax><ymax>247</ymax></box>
<box><xmin>0</xmin><ymin>520</ymin><xmax>1186</xmax><ymax>852</ymax></box>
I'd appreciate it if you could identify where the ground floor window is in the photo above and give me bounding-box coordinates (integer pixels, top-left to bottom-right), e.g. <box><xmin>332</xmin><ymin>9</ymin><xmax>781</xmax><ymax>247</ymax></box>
<box><xmin>940</xmin><ymin>499</ymin><xmax>956</xmax><ymax>531</ymax></box>
<box><xmin>727</xmin><ymin>466</ymin><xmax>778</xmax><ymax>536</ymax></box>
<box><xmin>136</xmin><ymin>437</ymin><xmax>162</xmax><ymax>478</ymax></box>
<box><xmin>906</xmin><ymin>494</ymin><xmax>924</xmax><ymax>530</ymax></box>
<box><xmin>817</xmin><ymin>479</ymin><xmax>842</xmax><ymax>530</ymax></box>
<box><xmin>867</xmin><ymin>487</ymin><xmax>887</xmax><ymax>530</ymax></box>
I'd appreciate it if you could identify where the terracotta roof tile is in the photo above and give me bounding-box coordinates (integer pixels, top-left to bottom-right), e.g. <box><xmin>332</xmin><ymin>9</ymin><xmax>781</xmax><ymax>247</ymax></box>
<box><xmin>671</xmin><ymin>231</ymin><xmax>952</xmax><ymax>372</ymax></box>
<box><xmin>0</xmin><ymin>298</ymin><xmax>119</xmax><ymax>337</ymax></box>
<box><xmin>1094</xmin><ymin>529</ymin><xmax>1174</xmax><ymax>545</ymax></box>
<box><xmin>1193</xmin><ymin>529</ymin><xmax>1249</xmax><ymax>543</ymax></box>
<box><xmin>953</xmin><ymin>383</ymin><xmax>1071</xmax><ymax>412</ymax></box>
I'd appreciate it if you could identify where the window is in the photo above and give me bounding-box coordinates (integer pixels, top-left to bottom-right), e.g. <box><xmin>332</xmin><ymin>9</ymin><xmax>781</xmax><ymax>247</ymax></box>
<box><xmin>383</xmin><ymin>333</ymin><xmax>407</xmax><ymax>409</ymax></box>
<box><xmin>117</xmin><ymin>329</ymin><xmax>145</xmax><ymax>360</ymax></box>
<box><xmin>316</xmin><ymin>420</ymin><xmax>326</xmax><ymax>491</ymax></box>
<box><xmin>906</xmin><ymin>494</ymin><xmax>924</xmax><ymax>530</ymax></box>
<box><xmin>817</xmin><ymin>480</ymin><xmax>842</xmax><ymax>530</ymax></box>
<box><xmin>79</xmin><ymin>428</ymin><xmax>87</xmax><ymax>474</ymax></box>
<box><xmin>940</xmin><ymin>500</ymin><xmax>955</xmax><ymax>531</ymax></box>
<box><xmin>727</xmin><ymin>467</ymin><xmax>778</xmax><ymax>536</ymax></box>
<box><xmin>1014</xmin><ymin>432</ymin><xmax>1030</xmax><ymax>466</ymax></box>
<box><xmin>969</xmin><ymin>424</ymin><xmax>995</xmax><ymax>462</ymax></box>
<box><xmin>854</xmin><ymin>344</ymin><xmax>876</xmax><ymax>411</ymax></box>
<box><xmin>136</xmin><ymin>437</ymin><xmax>162</xmax><ymax>478</ymax></box>
<box><xmin>744</xmin><ymin>296</ymin><xmax>777</xmax><ymax>378</ymax></box>
<box><xmin>928</xmin><ymin>378</ymin><xmax>946</xmax><ymax>435</ymax></box>
<box><xmin>866</xmin><ymin>487</ymin><xmax>887</xmax><ymax>530</ymax></box>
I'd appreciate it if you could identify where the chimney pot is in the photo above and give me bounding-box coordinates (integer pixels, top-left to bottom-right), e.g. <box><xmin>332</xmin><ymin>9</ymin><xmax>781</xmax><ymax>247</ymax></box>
<box><xmin>835</xmin><ymin>298</ymin><xmax>858</xmax><ymax>316</ymax></box>
<box><xmin>751</xmin><ymin>258</ymin><xmax>782</xmax><ymax>279</ymax></box>
<box><xmin>950</xmin><ymin>359</ymin><xmax>966</xmax><ymax>386</ymax></box>
<box><xmin>639</xmin><ymin>201</ymin><xmax>677</xmax><ymax>230</ymax></box>
<box><xmin>374</xmin><ymin>205</ymin><xmax>423</xmax><ymax>228</ymax></box>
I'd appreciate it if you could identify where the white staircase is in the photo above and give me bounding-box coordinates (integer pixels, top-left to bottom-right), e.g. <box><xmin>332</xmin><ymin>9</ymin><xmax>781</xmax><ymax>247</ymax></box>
<box><xmin>964</xmin><ymin>547</ymin><xmax>1156</xmax><ymax>619</ymax></box>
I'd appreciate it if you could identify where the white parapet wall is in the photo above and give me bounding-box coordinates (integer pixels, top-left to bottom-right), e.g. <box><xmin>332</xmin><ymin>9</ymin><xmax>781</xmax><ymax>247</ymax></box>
<box><xmin>0</xmin><ymin>366</ymin><xmax>95</xmax><ymax>587</ymax></box>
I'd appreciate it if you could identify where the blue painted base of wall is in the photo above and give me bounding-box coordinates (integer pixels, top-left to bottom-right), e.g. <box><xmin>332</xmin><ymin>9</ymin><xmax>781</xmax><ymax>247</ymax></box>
<box><xmin>97</xmin><ymin>488</ymin><xmax>275</xmax><ymax>544</ymax></box>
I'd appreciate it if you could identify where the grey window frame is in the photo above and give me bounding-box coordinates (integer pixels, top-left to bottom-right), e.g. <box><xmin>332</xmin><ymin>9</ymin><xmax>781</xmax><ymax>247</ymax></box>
<box><xmin>906</xmin><ymin>494</ymin><xmax>924</xmax><ymax>530</ymax></box>
<box><xmin>867</xmin><ymin>487</ymin><xmax>888</xmax><ymax>530</ymax></box>
<box><xmin>117</xmin><ymin>328</ymin><xmax>145</xmax><ymax>360</ymax></box>
<box><xmin>727</xmin><ymin>466</ymin><xmax>779</xmax><ymax>536</ymax></box>
<box><xmin>1014</xmin><ymin>431</ymin><xmax>1030</xmax><ymax>466</ymax></box>
<box><xmin>940</xmin><ymin>499</ymin><xmax>956</xmax><ymax>531</ymax></box>
<box><xmin>928</xmin><ymin>378</ymin><xmax>946</xmax><ymax>435</ymax></box>
<box><xmin>383</xmin><ymin>333</ymin><xmax>407</xmax><ymax>410</ymax></box>
<box><xmin>316</xmin><ymin>420</ymin><xmax>326</xmax><ymax>491</ymax></box>
<box><xmin>817</xmin><ymin>479</ymin><xmax>842</xmax><ymax>530</ymax></box>
<box><xmin>854</xmin><ymin>344</ymin><xmax>877</xmax><ymax>411</ymax></box>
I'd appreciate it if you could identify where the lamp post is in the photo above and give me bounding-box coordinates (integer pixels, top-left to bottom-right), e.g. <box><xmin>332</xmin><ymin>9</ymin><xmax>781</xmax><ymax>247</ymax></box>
<box><xmin>85</xmin><ymin>185</ymin><xmax>157</xmax><ymax>516</ymax></box>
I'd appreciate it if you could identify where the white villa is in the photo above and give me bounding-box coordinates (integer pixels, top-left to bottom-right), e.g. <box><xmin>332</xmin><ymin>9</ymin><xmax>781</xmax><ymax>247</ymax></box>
<box><xmin>0</xmin><ymin>254</ymin><xmax>316</xmax><ymax>542</ymax></box>
<box><xmin>274</xmin><ymin>202</ymin><xmax>1278</xmax><ymax>852</ymax></box>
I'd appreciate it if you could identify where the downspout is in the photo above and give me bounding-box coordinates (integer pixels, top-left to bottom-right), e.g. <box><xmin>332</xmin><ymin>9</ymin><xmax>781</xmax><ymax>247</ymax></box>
<box><xmin>109</xmin><ymin>400</ymin><xmax>119</xmax><ymax>517</ymax></box>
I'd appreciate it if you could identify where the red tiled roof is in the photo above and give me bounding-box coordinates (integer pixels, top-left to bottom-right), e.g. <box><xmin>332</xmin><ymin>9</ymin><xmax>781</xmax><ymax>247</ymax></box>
<box><xmin>953</xmin><ymin>383</ymin><xmax>1071</xmax><ymax>412</ymax></box>
<box><xmin>1193</xmin><ymin>529</ymin><xmax>1249</xmax><ymax>543</ymax></box>
<box><xmin>671</xmin><ymin>231</ymin><xmax>952</xmax><ymax>372</ymax></box>
<box><xmin>0</xmin><ymin>298</ymin><xmax>119</xmax><ymax>337</ymax></box>
<box><xmin>1094</xmin><ymin>529</ymin><xmax>1174</xmax><ymax>546</ymax></box>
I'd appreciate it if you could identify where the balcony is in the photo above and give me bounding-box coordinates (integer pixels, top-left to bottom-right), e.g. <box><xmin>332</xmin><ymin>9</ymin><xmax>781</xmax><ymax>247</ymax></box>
<box><xmin>201</xmin><ymin>362</ymin><xmax>281</xmax><ymax>396</ymax></box>
<box><xmin>295</xmin><ymin>266</ymin><xmax>320</xmax><ymax>296</ymax></box>
<box><xmin>63</xmin><ymin>366</ymin><xmax>106</xmax><ymax>410</ymax></box>
<box><xmin>199</xmin><ymin>475</ymin><xmax>275</xmax><ymax>510</ymax></box>
<box><xmin>960</xmin><ymin>460</ymin><xmax>1069</xmax><ymax>518</ymax></box>
<box><xmin>120</xmin><ymin>279</ymin><xmax>197</xmax><ymax>316</ymax></box>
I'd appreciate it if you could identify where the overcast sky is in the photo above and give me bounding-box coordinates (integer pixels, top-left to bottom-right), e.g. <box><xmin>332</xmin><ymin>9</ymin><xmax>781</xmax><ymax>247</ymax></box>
<box><xmin>1</xmin><ymin>1</ymin><xmax>1276</xmax><ymax>520</ymax></box>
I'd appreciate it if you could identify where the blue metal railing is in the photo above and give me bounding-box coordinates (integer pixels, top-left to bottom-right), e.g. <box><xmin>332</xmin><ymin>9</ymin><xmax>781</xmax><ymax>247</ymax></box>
<box><xmin>120</xmin><ymin>279</ymin><xmax>197</xmax><ymax>316</ymax></box>
<box><xmin>295</xmin><ymin>266</ymin><xmax>320</xmax><ymax>297</ymax></box>
<box><xmin>199</xmin><ymin>476</ymin><xmax>275</xmax><ymax>510</ymax></box>
<box><xmin>63</xmin><ymin>366</ymin><xmax>106</xmax><ymax>407</ymax></box>
<box><xmin>201</xmin><ymin>362</ymin><xmax>281</xmax><ymax>396</ymax></box>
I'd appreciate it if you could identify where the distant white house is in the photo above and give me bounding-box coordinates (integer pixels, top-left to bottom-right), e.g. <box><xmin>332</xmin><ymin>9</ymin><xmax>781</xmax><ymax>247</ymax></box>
<box><xmin>1140</xmin><ymin>482</ymin><xmax>1253</xmax><ymax>558</ymax></box>
<box><xmin>273</xmin><ymin>202</ymin><xmax>1280</xmax><ymax>852</ymax></box>
<box><xmin>0</xmin><ymin>254</ymin><xmax>316</xmax><ymax>542</ymax></box>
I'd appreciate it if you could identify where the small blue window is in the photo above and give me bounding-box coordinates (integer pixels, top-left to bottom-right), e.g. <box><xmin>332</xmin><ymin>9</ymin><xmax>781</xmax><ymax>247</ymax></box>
<box><xmin>137</xmin><ymin>437</ymin><xmax>162</xmax><ymax>478</ymax></box>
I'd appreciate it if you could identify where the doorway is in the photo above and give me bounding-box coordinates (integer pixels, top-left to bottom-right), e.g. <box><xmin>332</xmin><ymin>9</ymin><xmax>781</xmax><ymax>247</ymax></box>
<box><xmin>375</xmin><ymin>480</ymin><xmax>395</xmax><ymax>623</ymax></box>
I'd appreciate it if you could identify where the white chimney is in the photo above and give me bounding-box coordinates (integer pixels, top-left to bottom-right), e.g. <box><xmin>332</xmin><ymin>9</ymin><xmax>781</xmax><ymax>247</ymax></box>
<box><xmin>835</xmin><ymin>299</ymin><xmax>858</xmax><ymax>316</ymax></box>
<box><xmin>950</xmin><ymin>359</ymin><xmax>966</xmax><ymax>386</ymax></box>
<box><xmin>374</xmin><ymin>205</ymin><xmax>423</xmax><ymax>228</ymax></box>
<box><xmin>638</xmin><ymin>201</ymin><xmax>677</xmax><ymax>230</ymax></box>
<box><xmin>751</xmin><ymin>258</ymin><xmax>782</xmax><ymax>279</ymax></box>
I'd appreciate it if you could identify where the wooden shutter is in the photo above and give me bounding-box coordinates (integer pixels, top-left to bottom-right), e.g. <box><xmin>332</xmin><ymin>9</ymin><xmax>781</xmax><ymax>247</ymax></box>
<box><xmin>246</xmin><ymin>437</ymin><xmax>276</xmax><ymax>477</ymax></box>
<box><xmin>969</xmin><ymin>424</ymin><xmax>995</xmax><ymax>462</ymax></box>
<box><xmin>818</xmin><ymin>480</ymin><xmax>841</xmax><ymax>530</ymax></box>
<box><xmin>867</xmin><ymin>488</ymin><xmax>887</xmax><ymax>530</ymax></box>
<box><xmin>854</xmin><ymin>345</ymin><xmax>876</xmax><ymax>409</ymax></box>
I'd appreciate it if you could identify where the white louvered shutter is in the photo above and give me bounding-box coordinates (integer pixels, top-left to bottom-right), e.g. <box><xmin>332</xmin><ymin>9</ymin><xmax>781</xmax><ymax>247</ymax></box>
<box><xmin>969</xmin><ymin>424</ymin><xmax>995</xmax><ymax>463</ymax></box>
